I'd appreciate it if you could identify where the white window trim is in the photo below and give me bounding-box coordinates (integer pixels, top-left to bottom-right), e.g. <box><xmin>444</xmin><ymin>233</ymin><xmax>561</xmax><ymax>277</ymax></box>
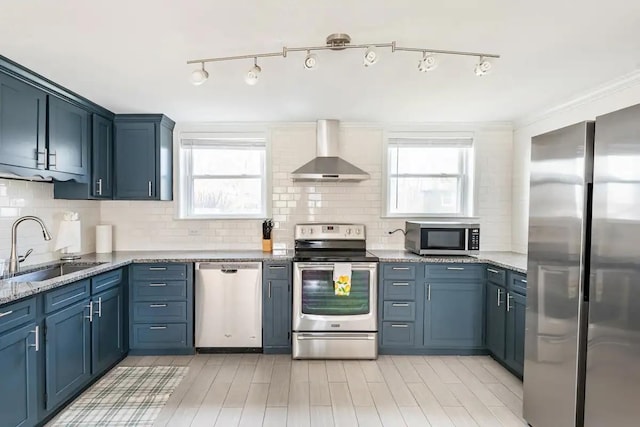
<box><xmin>381</xmin><ymin>130</ymin><xmax>477</xmax><ymax>219</ymax></box>
<box><xmin>177</xmin><ymin>127</ymin><xmax>272</xmax><ymax>220</ymax></box>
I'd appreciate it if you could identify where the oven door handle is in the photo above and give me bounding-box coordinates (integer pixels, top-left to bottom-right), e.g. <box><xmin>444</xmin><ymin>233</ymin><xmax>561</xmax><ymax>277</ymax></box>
<box><xmin>294</xmin><ymin>263</ymin><xmax>378</xmax><ymax>270</ymax></box>
<box><xmin>296</xmin><ymin>333</ymin><xmax>376</xmax><ymax>340</ymax></box>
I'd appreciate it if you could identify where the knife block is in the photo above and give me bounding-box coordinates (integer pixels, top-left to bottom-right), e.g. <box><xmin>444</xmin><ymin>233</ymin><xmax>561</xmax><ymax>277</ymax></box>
<box><xmin>262</xmin><ymin>239</ymin><xmax>273</xmax><ymax>252</ymax></box>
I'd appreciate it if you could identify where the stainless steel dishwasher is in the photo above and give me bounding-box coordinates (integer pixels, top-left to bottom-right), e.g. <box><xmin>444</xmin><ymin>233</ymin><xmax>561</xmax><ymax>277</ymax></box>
<box><xmin>195</xmin><ymin>262</ymin><xmax>262</xmax><ymax>348</ymax></box>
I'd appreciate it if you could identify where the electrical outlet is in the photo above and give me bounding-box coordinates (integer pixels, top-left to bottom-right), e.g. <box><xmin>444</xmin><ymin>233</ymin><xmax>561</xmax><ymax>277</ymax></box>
<box><xmin>188</xmin><ymin>228</ymin><xmax>201</xmax><ymax>236</ymax></box>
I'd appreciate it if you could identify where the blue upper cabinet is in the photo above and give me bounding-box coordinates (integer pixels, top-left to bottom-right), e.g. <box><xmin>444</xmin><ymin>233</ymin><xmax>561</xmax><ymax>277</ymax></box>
<box><xmin>91</xmin><ymin>114</ymin><xmax>114</xmax><ymax>198</ymax></box>
<box><xmin>114</xmin><ymin>115</ymin><xmax>174</xmax><ymax>200</ymax></box>
<box><xmin>0</xmin><ymin>72</ymin><xmax>46</xmax><ymax>171</ymax></box>
<box><xmin>48</xmin><ymin>96</ymin><xmax>90</xmax><ymax>179</ymax></box>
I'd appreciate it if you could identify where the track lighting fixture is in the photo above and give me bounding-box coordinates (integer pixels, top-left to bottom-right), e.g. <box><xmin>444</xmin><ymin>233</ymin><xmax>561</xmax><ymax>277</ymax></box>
<box><xmin>186</xmin><ymin>33</ymin><xmax>500</xmax><ymax>84</ymax></box>
<box><xmin>363</xmin><ymin>47</ymin><xmax>378</xmax><ymax>67</ymax></box>
<box><xmin>474</xmin><ymin>57</ymin><xmax>492</xmax><ymax>76</ymax></box>
<box><xmin>245</xmin><ymin>58</ymin><xmax>261</xmax><ymax>85</ymax></box>
<box><xmin>190</xmin><ymin>63</ymin><xmax>209</xmax><ymax>85</ymax></box>
<box><xmin>303</xmin><ymin>50</ymin><xmax>319</xmax><ymax>70</ymax></box>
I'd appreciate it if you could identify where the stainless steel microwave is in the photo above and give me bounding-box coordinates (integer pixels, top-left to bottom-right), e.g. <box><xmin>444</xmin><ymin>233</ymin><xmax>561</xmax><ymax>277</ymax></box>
<box><xmin>404</xmin><ymin>221</ymin><xmax>480</xmax><ymax>255</ymax></box>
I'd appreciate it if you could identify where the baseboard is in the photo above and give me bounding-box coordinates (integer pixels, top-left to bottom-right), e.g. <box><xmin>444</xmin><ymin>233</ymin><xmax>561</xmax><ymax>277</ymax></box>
<box><xmin>127</xmin><ymin>348</ymin><xmax>196</xmax><ymax>356</ymax></box>
<box><xmin>379</xmin><ymin>348</ymin><xmax>489</xmax><ymax>356</ymax></box>
<box><xmin>263</xmin><ymin>347</ymin><xmax>292</xmax><ymax>354</ymax></box>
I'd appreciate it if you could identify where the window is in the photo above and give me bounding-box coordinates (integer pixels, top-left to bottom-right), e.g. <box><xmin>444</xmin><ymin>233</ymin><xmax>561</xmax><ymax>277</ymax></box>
<box><xmin>179</xmin><ymin>134</ymin><xmax>268</xmax><ymax>219</ymax></box>
<box><xmin>385</xmin><ymin>134</ymin><xmax>474</xmax><ymax>217</ymax></box>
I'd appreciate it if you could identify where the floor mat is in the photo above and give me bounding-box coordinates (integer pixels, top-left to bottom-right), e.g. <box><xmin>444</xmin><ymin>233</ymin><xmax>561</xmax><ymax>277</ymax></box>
<box><xmin>51</xmin><ymin>366</ymin><xmax>188</xmax><ymax>426</ymax></box>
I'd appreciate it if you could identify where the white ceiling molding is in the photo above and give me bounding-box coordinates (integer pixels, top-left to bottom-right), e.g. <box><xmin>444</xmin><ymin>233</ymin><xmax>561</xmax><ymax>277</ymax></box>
<box><xmin>514</xmin><ymin>69</ymin><xmax>640</xmax><ymax>129</ymax></box>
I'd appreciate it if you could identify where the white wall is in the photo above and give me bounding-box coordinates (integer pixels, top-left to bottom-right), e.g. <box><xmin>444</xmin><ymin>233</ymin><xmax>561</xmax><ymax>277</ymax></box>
<box><xmin>0</xmin><ymin>178</ymin><xmax>100</xmax><ymax>269</ymax></box>
<box><xmin>511</xmin><ymin>74</ymin><xmax>640</xmax><ymax>254</ymax></box>
<box><xmin>101</xmin><ymin>122</ymin><xmax>514</xmax><ymax>251</ymax></box>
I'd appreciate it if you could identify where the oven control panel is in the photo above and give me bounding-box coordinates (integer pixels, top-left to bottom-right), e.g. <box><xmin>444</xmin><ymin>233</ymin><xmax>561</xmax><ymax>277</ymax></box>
<box><xmin>295</xmin><ymin>223</ymin><xmax>366</xmax><ymax>240</ymax></box>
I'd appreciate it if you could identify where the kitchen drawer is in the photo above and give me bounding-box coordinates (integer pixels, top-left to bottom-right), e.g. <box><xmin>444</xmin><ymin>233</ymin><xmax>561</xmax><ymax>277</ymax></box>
<box><xmin>382</xmin><ymin>322</ymin><xmax>415</xmax><ymax>347</ymax></box>
<box><xmin>425</xmin><ymin>264</ymin><xmax>483</xmax><ymax>280</ymax></box>
<box><xmin>0</xmin><ymin>298</ymin><xmax>36</xmax><ymax>334</ymax></box>
<box><xmin>264</xmin><ymin>263</ymin><xmax>289</xmax><ymax>280</ymax></box>
<box><xmin>383</xmin><ymin>301</ymin><xmax>416</xmax><ymax>321</ymax></box>
<box><xmin>91</xmin><ymin>268</ymin><xmax>123</xmax><ymax>294</ymax></box>
<box><xmin>132</xmin><ymin>280</ymin><xmax>188</xmax><ymax>301</ymax></box>
<box><xmin>132</xmin><ymin>301</ymin><xmax>187</xmax><ymax>323</ymax></box>
<box><xmin>509</xmin><ymin>272</ymin><xmax>527</xmax><ymax>296</ymax></box>
<box><xmin>44</xmin><ymin>280</ymin><xmax>90</xmax><ymax>313</ymax></box>
<box><xmin>131</xmin><ymin>323</ymin><xmax>187</xmax><ymax>349</ymax></box>
<box><xmin>382</xmin><ymin>264</ymin><xmax>416</xmax><ymax>280</ymax></box>
<box><xmin>486</xmin><ymin>266</ymin><xmax>506</xmax><ymax>286</ymax></box>
<box><xmin>382</xmin><ymin>280</ymin><xmax>416</xmax><ymax>301</ymax></box>
<box><xmin>131</xmin><ymin>264</ymin><xmax>187</xmax><ymax>281</ymax></box>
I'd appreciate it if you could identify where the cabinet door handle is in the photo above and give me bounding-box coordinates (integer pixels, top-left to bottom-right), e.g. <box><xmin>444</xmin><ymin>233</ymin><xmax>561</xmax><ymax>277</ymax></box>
<box><xmin>497</xmin><ymin>288</ymin><xmax>503</xmax><ymax>307</ymax></box>
<box><xmin>29</xmin><ymin>326</ymin><xmax>39</xmax><ymax>352</ymax></box>
<box><xmin>95</xmin><ymin>297</ymin><xmax>102</xmax><ymax>318</ymax></box>
<box><xmin>427</xmin><ymin>284</ymin><xmax>431</xmax><ymax>301</ymax></box>
<box><xmin>268</xmin><ymin>281</ymin><xmax>272</xmax><ymax>299</ymax></box>
<box><xmin>0</xmin><ymin>310</ymin><xmax>13</xmax><ymax>318</ymax></box>
<box><xmin>148</xmin><ymin>181</ymin><xmax>153</xmax><ymax>197</ymax></box>
<box><xmin>520</xmin><ymin>279</ymin><xmax>527</xmax><ymax>284</ymax></box>
<box><xmin>269</xmin><ymin>266</ymin><xmax>285</xmax><ymax>270</ymax></box>
<box><xmin>36</xmin><ymin>148</ymin><xmax>47</xmax><ymax>167</ymax></box>
<box><xmin>48</xmin><ymin>150</ymin><xmax>57</xmax><ymax>169</ymax></box>
<box><xmin>507</xmin><ymin>294</ymin><xmax>513</xmax><ymax>312</ymax></box>
<box><xmin>149</xmin><ymin>304</ymin><xmax>167</xmax><ymax>308</ymax></box>
<box><xmin>392</xmin><ymin>267</ymin><xmax>410</xmax><ymax>270</ymax></box>
<box><xmin>391</xmin><ymin>324</ymin><xmax>409</xmax><ymax>328</ymax></box>
<box><xmin>392</xmin><ymin>303</ymin><xmax>409</xmax><ymax>307</ymax></box>
<box><xmin>149</xmin><ymin>267</ymin><xmax>167</xmax><ymax>271</ymax></box>
<box><xmin>85</xmin><ymin>302</ymin><xmax>93</xmax><ymax>322</ymax></box>
<box><xmin>148</xmin><ymin>283</ymin><xmax>167</xmax><ymax>287</ymax></box>
<box><xmin>96</xmin><ymin>178</ymin><xmax>103</xmax><ymax>196</ymax></box>
<box><xmin>447</xmin><ymin>267</ymin><xmax>464</xmax><ymax>270</ymax></box>
<box><xmin>392</xmin><ymin>282</ymin><xmax>409</xmax><ymax>286</ymax></box>
<box><xmin>487</xmin><ymin>268</ymin><xmax>500</xmax><ymax>274</ymax></box>
<box><xmin>149</xmin><ymin>326</ymin><xmax>167</xmax><ymax>330</ymax></box>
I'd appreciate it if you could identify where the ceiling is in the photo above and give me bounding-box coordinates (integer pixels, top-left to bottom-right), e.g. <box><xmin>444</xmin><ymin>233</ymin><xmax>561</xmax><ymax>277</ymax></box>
<box><xmin>0</xmin><ymin>0</ymin><xmax>638</xmax><ymax>123</ymax></box>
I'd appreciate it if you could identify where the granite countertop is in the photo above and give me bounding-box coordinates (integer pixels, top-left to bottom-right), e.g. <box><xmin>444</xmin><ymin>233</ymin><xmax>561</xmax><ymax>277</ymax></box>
<box><xmin>0</xmin><ymin>249</ymin><xmax>527</xmax><ymax>306</ymax></box>
<box><xmin>370</xmin><ymin>250</ymin><xmax>527</xmax><ymax>273</ymax></box>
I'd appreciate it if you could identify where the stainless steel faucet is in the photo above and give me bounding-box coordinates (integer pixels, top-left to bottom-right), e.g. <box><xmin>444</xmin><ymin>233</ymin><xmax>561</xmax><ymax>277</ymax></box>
<box><xmin>9</xmin><ymin>216</ymin><xmax>52</xmax><ymax>275</ymax></box>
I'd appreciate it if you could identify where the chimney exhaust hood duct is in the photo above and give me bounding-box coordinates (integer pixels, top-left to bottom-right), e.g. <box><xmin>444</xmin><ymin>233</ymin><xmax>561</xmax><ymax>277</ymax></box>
<box><xmin>291</xmin><ymin>119</ymin><xmax>370</xmax><ymax>181</ymax></box>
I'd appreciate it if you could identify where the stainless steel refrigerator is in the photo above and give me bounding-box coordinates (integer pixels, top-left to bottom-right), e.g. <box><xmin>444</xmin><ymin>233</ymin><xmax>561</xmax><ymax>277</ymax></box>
<box><xmin>524</xmin><ymin>103</ymin><xmax>640</xmax><ymax>427</ymax></box>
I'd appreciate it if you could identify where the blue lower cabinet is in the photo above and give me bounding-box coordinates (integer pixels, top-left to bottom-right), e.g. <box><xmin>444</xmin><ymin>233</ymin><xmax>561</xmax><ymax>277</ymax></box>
<box><xmin>505</xmin><ymin>292</ymin><xmax>526</xmax><ymax>376</ymax></box>
<box><xmin>382</xmin><ymin>322</ymin><xmax>415</xmax><ymax>347</ymax></box>
<box><xmin>45</xmin><ymin>299</ymin><xmax>92</xmax><ymax>409</ymax></box>
<box><xmin>262</xmin><ymin>278</ymin><xmax>291</xmax><ymax>352</ymax></box>
<box><xmin>131</xmin><ymin>324</ymin><xmax>187</xmax><ymax>349</ymax></box>
<box><xmin>423</xmin><ymin>282</ymin><xmax>484</xmax><ymax>349</ymax></box>
<box><xmin>91</xmin><ymin>287</ymin><xmax>124</xmax><ymax>375</ymax></box>
<box><xmin>0</xmin><ymin>322</ymin><xmax>38</xmax><ymax>427</ymax></box>
<box><xmin>486</xmin><ymin>282</ymin><xmax>507</xmax><ymax>359</ymax></box>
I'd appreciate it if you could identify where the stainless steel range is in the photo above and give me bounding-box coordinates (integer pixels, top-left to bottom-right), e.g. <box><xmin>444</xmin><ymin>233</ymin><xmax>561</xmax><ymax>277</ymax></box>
<box><xmin>292</xmin><ymin>223</ymin><xmax>378</xmax><ymax>359</ymax></box>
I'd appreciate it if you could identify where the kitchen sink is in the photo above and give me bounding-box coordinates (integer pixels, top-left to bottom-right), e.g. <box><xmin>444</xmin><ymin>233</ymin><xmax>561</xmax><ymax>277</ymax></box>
<box><xmin>9</xmin><ymin>262</ymin><xmax>106</xmax><ymax>282</ymax></box>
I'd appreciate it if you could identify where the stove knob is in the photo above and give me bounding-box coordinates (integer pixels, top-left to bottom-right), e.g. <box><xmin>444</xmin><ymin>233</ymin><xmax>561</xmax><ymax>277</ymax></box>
<box><xmin>355</xmin><ymin>228</ymin><xmax>361</xmax><ymax>235</ymax></box>
<box><xmin>300</xmin><ymin>228</ymin><xmax>306</xmax><ymax>235</ymax></box>
<box><xmin>346</xmin><ymin>228</ymin><xmax>352</xmax><ymax>235</ymax></box>
<box><xmin>308</xmin><ymin>228</ymin><xmax>314</xmax><ymax>235</ymax></box>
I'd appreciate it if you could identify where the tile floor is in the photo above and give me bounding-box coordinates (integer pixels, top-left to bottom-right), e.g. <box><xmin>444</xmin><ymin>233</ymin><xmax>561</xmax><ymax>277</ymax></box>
<box><xmin>107</xmin><ymin>354</ymin><xmax>526</xmax><ymax>427</ymax></box>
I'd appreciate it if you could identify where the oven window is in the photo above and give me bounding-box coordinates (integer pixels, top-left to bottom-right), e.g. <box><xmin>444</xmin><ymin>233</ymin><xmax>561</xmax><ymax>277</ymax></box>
<box><xmin>421</xmin><ymin>228</ymin><xmax>465</xmax><ymax>250</ymax></box>
<box><xmin>301</xmin><ymin>270</ymin><xmax>371</xmax><ymax>315</ymax></box>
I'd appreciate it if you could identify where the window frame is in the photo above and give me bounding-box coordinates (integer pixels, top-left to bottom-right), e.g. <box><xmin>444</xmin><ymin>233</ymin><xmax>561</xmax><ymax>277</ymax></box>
<box><xmin>382</xmin><ymin>132</ymin><xmax>476</xmax><ymax>218</ymax></box>
<box><xmin>178</xmin><ymin>131</ymin><xmax>270</xmax><ymax>220</ymax></box>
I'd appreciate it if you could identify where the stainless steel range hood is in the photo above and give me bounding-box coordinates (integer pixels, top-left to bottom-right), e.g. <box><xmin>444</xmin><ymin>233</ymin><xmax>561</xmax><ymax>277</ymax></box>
<box><xmin>291</xmin><ymin>120</ymin><xmax>370</xmax><ymax>182</ymax></box>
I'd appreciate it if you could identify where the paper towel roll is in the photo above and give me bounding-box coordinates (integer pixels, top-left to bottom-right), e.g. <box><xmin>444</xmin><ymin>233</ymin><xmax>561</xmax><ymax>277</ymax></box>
<box><xmin>96</xmin><ymin>225</ymin><xmax>113</xmax><ymax>253</ymax></box>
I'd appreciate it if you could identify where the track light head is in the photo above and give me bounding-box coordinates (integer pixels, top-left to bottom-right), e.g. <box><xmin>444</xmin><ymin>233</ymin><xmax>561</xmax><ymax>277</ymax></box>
<box><xmin>245</xmin><ymin>59</ymin><xmax>261</xmax><ymax>85</ymax></box>
<box><xmin>190</xmin><ymin>63</ymin><xmax>209</xmax><ymax>85</ymax></box>
<box><xmin>363</xmin><ymin>47</ymin><xmax>378</xmax><ymax>67</ymax></box>
<box><xmin>474</xmin><ymin>57</ymin><xmax>492</xmax><ymax>76</ymax></box>
<box><xmin>418</xmin><ymin>53</ymin><xmax>437</xmax><ymax>72</ymax></box>
<box><xmin>303</xmin><ymin>51</ymin><xmax>319</xmax><ymax>70</ymax></box>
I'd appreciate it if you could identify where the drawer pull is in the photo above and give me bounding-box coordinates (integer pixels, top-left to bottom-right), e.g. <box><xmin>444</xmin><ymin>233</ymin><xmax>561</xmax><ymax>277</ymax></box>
<box><xmin>148</xmin><ymin>283</ymin><xmax>167</xmax><ymax>287</ymax></box>
<box><xmin>392</xmin><ymin>267</ymin><xmax>410</xmax><ymax>271</ymax></box>
<box><xmin>149</xmin><ymin>326</ymin><xmax>167</xmax><ymax>330</ymax></box>
<box><xmin>269</xmin><ymin>266</ymin><xmax>286</xmax><ymax>270</ymax></box>
<box><xmin>149</xmin><ymin>304</ymin><xmax>167</xmax><ymax>308</ymax></box>
<box><xmin>487</xmin><ymin>268</ymin><xmax>500</xmax><ymax>274</ymax></box>
<box><xmin>520</xmin><ymin>279</ymin><xmax>527</xmax><ymax>284</ymax></box>
<box><xmin>392</xmin><ymin>303</ymin><xmax>409</xmax><ymax>307</ymax></box>
<box><xmin>427</xmin><ymin>284</ymin><xmax>431</xmax><ymax>301</ymax></box>
<box><xmin>0</xmin><ymin>310</ymin><xmax>13</xmax><ymax>318</ymax></box>
<box><xmin>447</xmin><ymin>267</ymin><xmax>464</xmax><ymax>270</ymax></box>
<box><xmin>391</xmin><ymin>324</ymin><xmax>409</xmax><ymax>328</ymax></box>
<box><xmin>392</xmin><ymin>282</ymin><xmax>409</xmax><ymax>286</ymax></box>
<box><xmin>149</xmin><ymin>267</ymin><xmax>167</xmax><ymax>271</ymax></box>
